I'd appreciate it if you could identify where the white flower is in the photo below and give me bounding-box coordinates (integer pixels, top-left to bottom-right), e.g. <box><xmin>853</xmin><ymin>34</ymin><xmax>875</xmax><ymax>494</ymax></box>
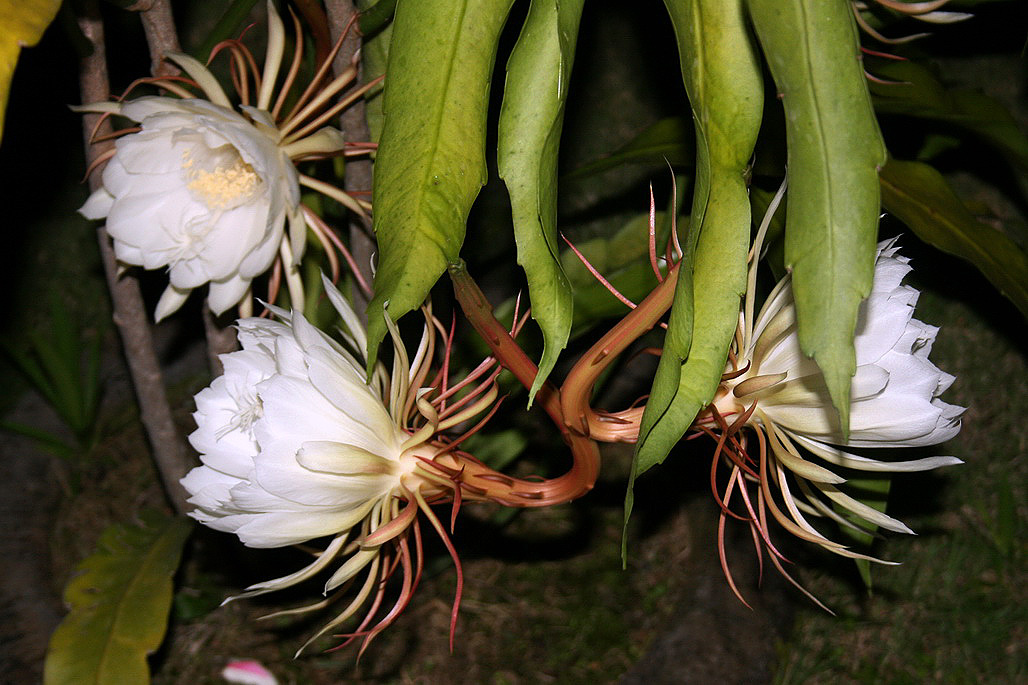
<box><xmin>77</xmin><ymin>1</ymin><xmax>374</xmax><ymax>320</ymax></box>
<box><xmin>726</xmin><ymin>238</ymin><xmax>964</xmax><ymax>451</ymax></box>
<box><xmin>183</xmin><ymin>301</ymin><xmax>416</xmax><ymax>548</ymax></box>
<box><xmin>182</xmin><ymin>276</ymin><xmax>498</xmax><ymax>652</ymax></box>
<box><xmin>700</xmin><ymin>238</ymin><xmax>965</xmax><ymax>597</ymax></box>
<box><xmin>81</xmin><ymin>98</ymin><xmax>301</xmax><ymax>320</ymax></box>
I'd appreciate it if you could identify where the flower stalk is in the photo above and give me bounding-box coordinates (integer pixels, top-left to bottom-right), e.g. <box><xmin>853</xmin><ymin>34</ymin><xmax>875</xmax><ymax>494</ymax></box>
<box><xmin>448</xmin><ymin>260</ymin><xmax>600</xmax><ymax>503</ymax></box>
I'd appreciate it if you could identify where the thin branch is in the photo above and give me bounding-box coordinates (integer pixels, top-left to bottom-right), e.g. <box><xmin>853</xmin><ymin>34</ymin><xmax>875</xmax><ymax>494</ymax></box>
<box><xmin>131</xmin><ymin>0</ymin><xmax>182</xmax><ymax>76</ymax></box>
<box><xmin>78</xmin><ymin>0</ymin><xmax>191</xmax><ymax>514</ymax></box>
<box><xmin>202</xmin><ymin>305</ymin><xmax>237</xmax><ymax>375</ymax></box>
<box><xmin>326</xmin><ymin>0</ymin><xmax>376</xmax><ymax>321</ymax></box>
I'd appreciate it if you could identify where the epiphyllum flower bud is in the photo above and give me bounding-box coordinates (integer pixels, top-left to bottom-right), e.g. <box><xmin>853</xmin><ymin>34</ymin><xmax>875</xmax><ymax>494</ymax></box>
<box><xmin>182</xmin><ymin>276</ymin><xmax>499</xmax><ymax>653</ymax></box>
<box><xmin>699</xmin><ymin>236</ymin><xmax>964</xmax><ymax>602</ymax></box>
<box><xmin>78</xmin><ymin>1</ymin><xmax>376</xmax><ymax>320</ymax></box>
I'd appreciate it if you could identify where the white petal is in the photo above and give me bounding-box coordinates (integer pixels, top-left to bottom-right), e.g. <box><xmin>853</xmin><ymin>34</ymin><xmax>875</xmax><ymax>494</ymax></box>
<box><xmin>181</xmin><ymin>465</ymin><xmax>242</xmax><ymax>508</ymax></box>
<box><xmin>79</xmin><ymin>188</ymin><xmax>115</xmax><ymax>219</ymax></box>
<box><xmin>790</xmin><ymin>432</ymin><xmax>964</xmax><ymax>472</ymax></box>
<box><xmin>231</xmin><ymin>506</ymin><xmax>374</xmax><ymax>548</ymax></box>
<box><xmin>207</xmin><ymin>274</ymin><xmax>251</xmax><ymax>315</ymax></box>
<box><xmin>252</xmin><ymin>460</ymin><xmax>394</xmax><ymax>508</ymax></box>
<box><xmin>155</xmin><ymin>284</ymin><xmax>190</xmax><ymax>321</ymax></box>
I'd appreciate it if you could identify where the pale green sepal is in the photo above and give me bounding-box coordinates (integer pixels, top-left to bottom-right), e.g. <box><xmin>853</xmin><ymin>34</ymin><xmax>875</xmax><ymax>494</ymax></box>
<box><xmin>229</xmin><ymin>534</ymin><xmax>350</xmax><ymax>599</ymax></box>
<box><xmin>256</xmin><ymin>0</ymin><xmax>285</xmax><ymax>111</ymax></box>
<box><xmin>296</xmin><ymin>440</ymin><xmax>398</xmax><ymax>475</ymax></box>
<box><xmin>323</xmin><ymin>546</ymin><xmax>379</xmax><ymax>593</ymax></box>
<box><xmin>817</xmin><ymin>483</ymin><xmax>914</xmax><ymax>535</ymax></box>
<box><xmin>281</xmin><ymin>127</ymin><xmax>347</xmax><ymax>158</ymax></box>
<box><xmin>164</xmin><ymin>52</ymin><xmax>233</xmax><ymax>109</ymax></box>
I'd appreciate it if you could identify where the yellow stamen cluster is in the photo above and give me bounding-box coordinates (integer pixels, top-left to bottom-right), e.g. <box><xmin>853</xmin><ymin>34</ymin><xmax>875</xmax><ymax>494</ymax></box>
<box><xmin>184</xmin><ymin>154</ymin><xmax>261</xmax><ymax>209</ymax></box>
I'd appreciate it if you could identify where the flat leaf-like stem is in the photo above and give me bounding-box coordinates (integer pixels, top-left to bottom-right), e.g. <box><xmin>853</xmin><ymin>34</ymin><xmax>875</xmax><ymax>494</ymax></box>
<box><xmin>631</xmin><ymin>0</ymin><xmax>762</xmax><ymax>479</ymax></box>
<box><xmin>44</xmin><ymin>513</ymin><xmax>192</xmax><ymax>685</ymax></box>
<box><xmin>748</xmin><ymin>0</ymin><xmax>887</xmax><ymax>435</ymax></box>
<box><xmin>366</xmin><ymin>0</ymin><xmax>515</xmax><ymax>367</ymax></box>
<box><xmin>497</xmin><ymin>0</ymin><xmax>584</xmax><ymax>403</ymax></box>
<box><xmin>625</xmin><ymin>0</ymin><xmax>762</xmax><ymax>556</ymax></box>
<box><xmin>880</xmin><ymin>158</ymin><xmax>1028</xmax><ymax>318</ymax></box>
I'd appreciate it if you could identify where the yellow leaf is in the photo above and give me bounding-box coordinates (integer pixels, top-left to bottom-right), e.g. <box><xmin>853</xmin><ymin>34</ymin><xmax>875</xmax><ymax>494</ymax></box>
<box><xmin>0</xmin><ymin>0</ymin><xmax>61</xmax><ymax>142</ymax></box>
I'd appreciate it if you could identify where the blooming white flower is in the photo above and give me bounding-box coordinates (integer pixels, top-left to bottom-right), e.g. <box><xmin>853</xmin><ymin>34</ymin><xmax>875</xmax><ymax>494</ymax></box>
<box><xmin>78</xmin><ymin>1</ymin><xmax>375</xmax><ymax>320</ymax></box>
<box><xmin>182</xmin><ymin>276</ymin><xmax>499</xmax><ymax>652</ymax></box>
<box><xmin>183</xmin><ymin>297</ymin><xmax>419</xmax><ymax>549</ymax></box>
<box><xmin>81</xmin><ymin>98</ymin><xmax>301</xmax><ymax>320</ymax></box>
<box><xmin>699</xmin><ymin>237</ymin><xmax>964</xmax><ymax>595</ymax></box>
<box><xmin>723</xmin><ymin>237</ymin><xmax>963</xmax><ymax>451</ymax></box>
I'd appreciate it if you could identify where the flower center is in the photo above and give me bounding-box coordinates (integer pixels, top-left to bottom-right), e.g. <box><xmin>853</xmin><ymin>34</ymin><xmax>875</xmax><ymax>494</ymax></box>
<box><xmin>217</xmin><ymin>386</ymin><xmax>263</xmax><ymax>440</ymax></box>
<box><xmin>182</xmin><ymin>145</ymin><xmax>262</xmax><ymax>210</ymax></box>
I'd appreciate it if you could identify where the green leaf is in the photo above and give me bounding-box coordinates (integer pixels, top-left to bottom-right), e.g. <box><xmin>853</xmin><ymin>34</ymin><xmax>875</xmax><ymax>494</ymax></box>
<box><xmin>870</xmin><ymin>60</ymin><xmax>1028</xmax><ymax>172</ymax></box>
<box><xmin>748</xmin><ymin>0</ymin><xmax>887</xmax><ymax>436</ymax></box>
<box><xmin>359</xmin><ymin>0</ymin><xmax>398</xmax><ymax>36</ymax></box>
<box><xmin>497</xmin><ymin>0</ymin><xmax>585</xmax><ymax>402</ymax></box>
<box><xmin>626</xmin><ymin>0</ymin><xmax>762</xmax><ymax>549</ymax></box>
<box><xmin>357</xmin><ymin>0</ymin><xmax>393</xmax><ymax>142</ymax></box>
<box><xmin>365</xmin><ymin>0</ymin><xmax>515</xmax><ymax>366</ymax></box>
<box><xmin>44</xmin><ymin>512</ymin><xmax>192</xmax><ymax>685</ymax></box>
<box><xmin>0</xmin><ymin>0</ymin><xmax>59</xmax><ymax>142</ymax></box>
<box><xmin>0</xmin><ymin>418</ymin><xmax>75</xmax><ymax>459</ymax></box>
<box><xmin>563</xmin><ymin>117</ymin><xmax>694</xmax><ymax>181</ymax></box>
<box><xmin>880</xmin><ymin>158</ymin><xmax>1028</xmax><ymax>318</ymax></box>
